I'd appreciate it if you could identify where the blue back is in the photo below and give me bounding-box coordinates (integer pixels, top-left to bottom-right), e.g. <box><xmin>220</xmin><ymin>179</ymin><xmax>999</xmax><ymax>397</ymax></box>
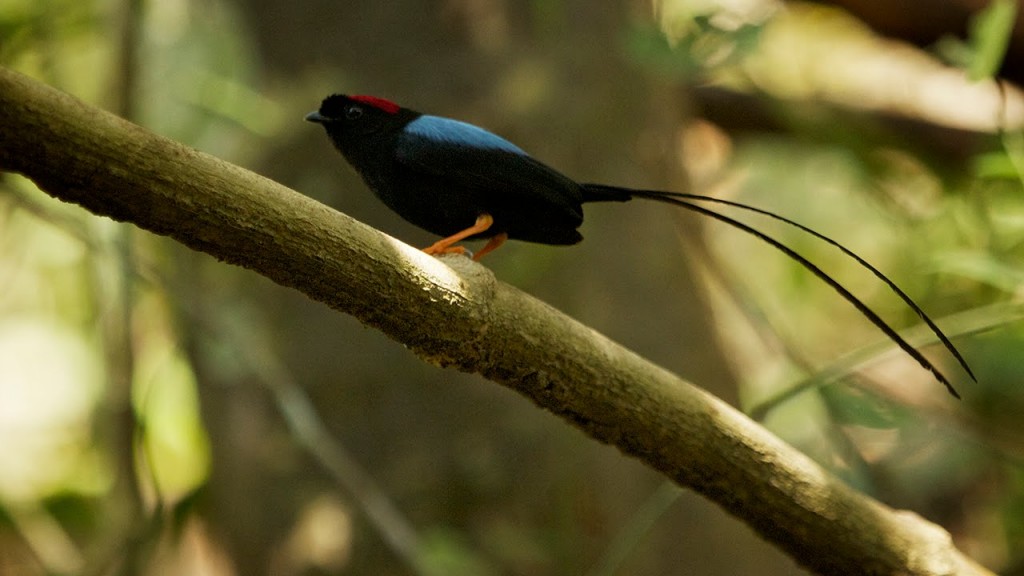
<box><xmin>404</xmin><ymin>115</ymin><xmax>527</xmax><ymax>155</ymax></box>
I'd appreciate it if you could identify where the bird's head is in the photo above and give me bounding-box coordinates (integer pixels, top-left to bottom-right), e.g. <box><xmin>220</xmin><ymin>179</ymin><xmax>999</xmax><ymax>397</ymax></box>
<box><xmin>305</xmin><ymin>94</ymin><xmax>413</xmax><ymax>142</ymax></box>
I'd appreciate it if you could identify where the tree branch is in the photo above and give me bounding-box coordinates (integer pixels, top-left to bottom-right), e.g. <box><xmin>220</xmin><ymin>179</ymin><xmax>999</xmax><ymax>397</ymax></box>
<box><xmin>0</xmin><ymin>66</ymin><xmax>992</xmax><ymax>576</ymax></box>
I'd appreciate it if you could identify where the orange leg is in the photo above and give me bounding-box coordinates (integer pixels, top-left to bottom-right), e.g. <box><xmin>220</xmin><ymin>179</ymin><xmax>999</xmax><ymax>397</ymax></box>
<box><xmin>422</xmin><ymin>214</ymin><xmax>495</xmax><ymax>257</ymax></box>
<box><xmin>472</xmin><ymin>232</ymin><xmax>508</xmax><ymax>261</ymax></box>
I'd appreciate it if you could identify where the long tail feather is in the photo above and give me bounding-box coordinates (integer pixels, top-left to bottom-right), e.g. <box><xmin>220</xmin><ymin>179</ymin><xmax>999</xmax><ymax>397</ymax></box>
<box><xmin>583</xmin><ymin>183</ymin><xmax>966</xmax><ymax>398</ymax></box>
<box><xmin>625</xmin><ymin>186</ymin><xmax>975</xmax><ymax>384</ymax></box>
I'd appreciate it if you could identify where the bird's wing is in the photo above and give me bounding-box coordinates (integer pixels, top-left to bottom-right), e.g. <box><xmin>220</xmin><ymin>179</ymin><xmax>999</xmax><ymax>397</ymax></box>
<box><xmin>394</xmin><ymin>115</ymin><xmax>585</xmax><ymax>220</ymax></box>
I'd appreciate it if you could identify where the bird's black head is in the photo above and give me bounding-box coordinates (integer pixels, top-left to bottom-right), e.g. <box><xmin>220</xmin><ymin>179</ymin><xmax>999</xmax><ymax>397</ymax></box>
<box><xmin>305</xmin><ymin>94</ymin><xmax>414</xmax><ymax>140</ymax></box>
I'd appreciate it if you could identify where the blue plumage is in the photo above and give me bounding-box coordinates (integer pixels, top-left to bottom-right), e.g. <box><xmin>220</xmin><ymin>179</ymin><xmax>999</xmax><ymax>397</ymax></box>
<box><xmin>404</xmin><ymin>115</ymin><xmax>527</xmax><ymax>155</ymax></box>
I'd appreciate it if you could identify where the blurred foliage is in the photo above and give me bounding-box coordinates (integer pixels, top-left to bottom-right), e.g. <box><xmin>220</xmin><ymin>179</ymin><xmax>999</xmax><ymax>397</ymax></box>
<box><xmin>625</xmin><ymin>16</ymin><xmax>765</xmax><ymax>80</ymax></box>
<box><xmin>2</xmin><ymin>0</ymin><xmax>1024</xmax><ymax>575</ymax></box>
<box><xmin>935</xmin><ymin>0</ymin><xmax>1018</xmax><ymax>81</ymax></box>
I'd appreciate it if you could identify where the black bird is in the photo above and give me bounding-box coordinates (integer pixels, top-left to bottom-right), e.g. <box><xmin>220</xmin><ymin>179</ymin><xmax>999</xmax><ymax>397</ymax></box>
<box><xmin>306</xmin><ymin>93</ymin><xmax>974</xmax><ymax>397</ymax></box>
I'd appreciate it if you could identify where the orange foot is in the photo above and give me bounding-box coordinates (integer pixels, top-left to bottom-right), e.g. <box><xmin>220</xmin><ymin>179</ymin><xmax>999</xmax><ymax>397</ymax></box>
<box><xmin>422</xmin><ymin>214</ymin><xmax>509</xmax><ymax>261</ymax></box>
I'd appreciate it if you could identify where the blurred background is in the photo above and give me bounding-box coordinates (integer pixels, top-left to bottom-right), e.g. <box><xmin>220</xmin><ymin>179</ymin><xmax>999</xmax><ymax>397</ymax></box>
<box><xmin>2</xmin><ymin>0</ymin><xmax>1024</xmax><ymax>574</ymax></box>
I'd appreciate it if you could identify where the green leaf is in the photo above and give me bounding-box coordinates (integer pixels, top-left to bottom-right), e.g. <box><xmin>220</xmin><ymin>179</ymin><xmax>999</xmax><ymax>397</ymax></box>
<box><xmin>967</xmin><ymin>0</ymin><xmax>1018</xmax><ymax>81</ymax></box>
<box><xmin>972</xmin><ymin>150</ymin><xmax>1019</xmax><ymax>180</ymax></box>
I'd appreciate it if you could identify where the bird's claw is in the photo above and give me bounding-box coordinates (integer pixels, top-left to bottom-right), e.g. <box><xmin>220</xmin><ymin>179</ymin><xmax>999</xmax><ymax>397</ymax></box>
<box><xmin>422</xmin><ymin>244</ymin><xmax>471</xmax><ymax>258</ymax></box>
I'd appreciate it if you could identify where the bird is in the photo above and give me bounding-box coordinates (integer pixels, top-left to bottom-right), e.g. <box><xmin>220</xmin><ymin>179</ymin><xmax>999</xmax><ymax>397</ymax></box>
<box><xmin>306</xmin><ymin>93</ymin><xmax>974</xmax><ymax>398</ymax></box>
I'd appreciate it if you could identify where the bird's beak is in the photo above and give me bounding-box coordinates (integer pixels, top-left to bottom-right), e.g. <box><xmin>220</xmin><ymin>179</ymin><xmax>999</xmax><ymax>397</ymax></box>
<box><xmin>305</xmin><ymin>111</ymin><xmax>325</xmax><ymax>123</ymax></box>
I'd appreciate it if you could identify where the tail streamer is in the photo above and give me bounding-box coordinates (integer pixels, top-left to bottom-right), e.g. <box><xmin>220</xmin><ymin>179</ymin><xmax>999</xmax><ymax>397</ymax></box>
<box><xmin>583</xmin><ymin>183</ymin><xmax>969</xmax><ymax>398</ymax></box>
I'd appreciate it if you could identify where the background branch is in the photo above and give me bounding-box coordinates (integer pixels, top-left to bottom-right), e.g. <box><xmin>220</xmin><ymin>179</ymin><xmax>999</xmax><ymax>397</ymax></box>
<box><xmin>0</xmin><ymin>66</ymin><xmax>991</xmax><ymax>576</ymax></box>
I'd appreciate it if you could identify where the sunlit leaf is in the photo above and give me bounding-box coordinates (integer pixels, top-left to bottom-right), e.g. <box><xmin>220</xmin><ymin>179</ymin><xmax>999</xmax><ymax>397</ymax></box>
<box><xmin>967</xmin><ymin>0</ymin><xmax>1017</xmax><ymax>81</ymax></box>
<box><xmin>972</xmin><ymin>150</ymin><xmax>1018</xmax><ymax>180</ymax></box>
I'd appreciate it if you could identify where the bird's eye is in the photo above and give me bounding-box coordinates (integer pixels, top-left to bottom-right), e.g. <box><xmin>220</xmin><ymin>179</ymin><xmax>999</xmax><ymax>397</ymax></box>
<box><xmin>345</xmin><ymin>105</ymin><xmax>363</xmax><ymax>120</ymax></box>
